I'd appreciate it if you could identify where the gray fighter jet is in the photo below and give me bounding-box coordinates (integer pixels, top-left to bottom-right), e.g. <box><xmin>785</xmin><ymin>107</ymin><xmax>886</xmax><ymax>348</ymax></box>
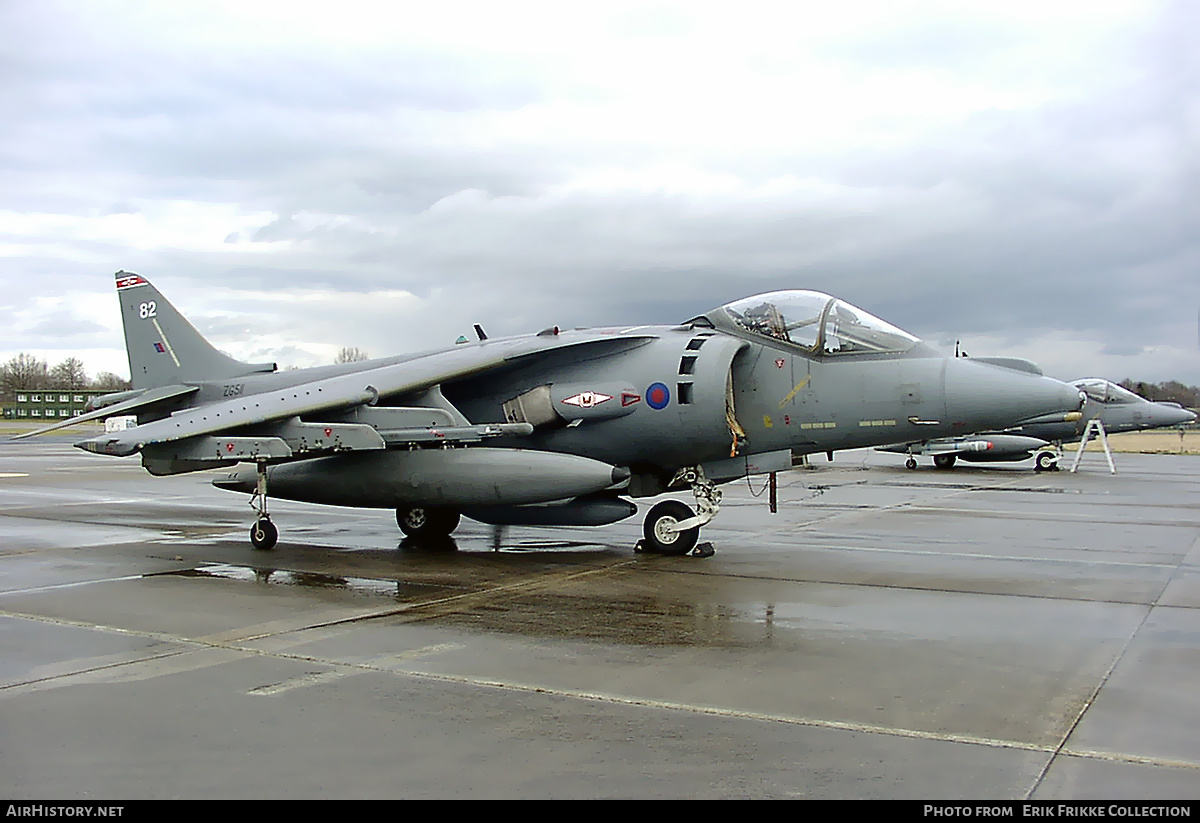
<box><xmin>881</xmin><ymin>377</ymin><xmax>1195</xmax><ymax>470</ymax></box>
<box><xmin>17</xmin><ymin>274</ymin><xmax>1086</xmax><ymax>553</ymax></box>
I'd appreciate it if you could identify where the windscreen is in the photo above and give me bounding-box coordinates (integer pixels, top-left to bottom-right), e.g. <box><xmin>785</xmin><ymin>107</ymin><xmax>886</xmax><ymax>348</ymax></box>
<box><xmin>716</xmin><ymin>290</ymin><xmax>919</xmax><ymax>355</ymax></box>
<box><xmin>1073</xmin><ymin>379</ymin><xmax>1142</xmax><ymax>405</ymax></box>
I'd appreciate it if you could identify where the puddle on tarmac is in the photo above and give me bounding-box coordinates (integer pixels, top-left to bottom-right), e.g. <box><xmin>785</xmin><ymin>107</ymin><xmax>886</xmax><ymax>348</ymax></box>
<box><xmin>147</xmin><ymin>562</ymin><xmax>794</xmax><ymax>648</ymax></box>
<box><xmin>150</xmin><ymin>563</ymin><xmax>449</xmax><ymax>599</ymax></box>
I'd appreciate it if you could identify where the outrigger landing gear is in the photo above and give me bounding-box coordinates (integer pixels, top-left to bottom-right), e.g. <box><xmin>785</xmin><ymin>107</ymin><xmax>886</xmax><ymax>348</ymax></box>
<box><xmin>637</xmin><ymin>466</ymin><xmax>721</xmax><ymax>556</ymax></box>
<box><xmin>248</xmin><ymin>462</ymin><xmax>278</xmax><ymax>550</ymax></box>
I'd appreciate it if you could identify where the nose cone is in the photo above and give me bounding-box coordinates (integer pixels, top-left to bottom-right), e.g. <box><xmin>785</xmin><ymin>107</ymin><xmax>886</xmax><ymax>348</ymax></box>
<box><xmin>945</xmin><ymin>359</ymin><xmax>1084</xmax><ymax>432</ymax></box>
<box><xmin>1152</xmin><ymin>402</ymin><xmax>1198</xmax><ymax>427</ymax></box>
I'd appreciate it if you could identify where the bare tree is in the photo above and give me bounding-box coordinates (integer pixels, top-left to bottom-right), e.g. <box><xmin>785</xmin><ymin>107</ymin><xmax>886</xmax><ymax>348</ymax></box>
<box><xmin>91</xmin><ymin>372</ymin><xmax>132</xmax><ymax>391</ymax></box>
<box><xmin>1119</xmin><ymin>379</ymin><xmax>1199</xmax><ymax>407</ymax></box>
<box><xmin>50</xmin><ymin>357</ymin><xmax>89</xmax><ymax>389</ymax></box>
<box><xmin>2</xmin><ymin>353</ymin><xmax>49</xmax><ymax>395</ymax></box>
<box><xmin>334</xmin><ymin>347</ymin><xmax>369</xmax><ymax>364</ymax></box>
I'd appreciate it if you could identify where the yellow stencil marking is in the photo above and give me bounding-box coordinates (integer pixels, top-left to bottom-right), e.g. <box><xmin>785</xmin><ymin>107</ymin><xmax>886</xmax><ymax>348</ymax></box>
<box><xmin>779</xmin><ymin>375</ymin><xmax>811</xmax><ymax>408</ymax></box>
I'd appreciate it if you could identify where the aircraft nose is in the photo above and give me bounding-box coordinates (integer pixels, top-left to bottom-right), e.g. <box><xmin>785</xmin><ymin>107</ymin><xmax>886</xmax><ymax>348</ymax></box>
<box><xmin>944</xmin><ymin>358</ymin><xmax>1084</xmax><ymax>432</ymax></box>
<box><xmin>1162</xmin><ymin>404</ymin><xmax>1198</xmax><ymax>427</ymax></box>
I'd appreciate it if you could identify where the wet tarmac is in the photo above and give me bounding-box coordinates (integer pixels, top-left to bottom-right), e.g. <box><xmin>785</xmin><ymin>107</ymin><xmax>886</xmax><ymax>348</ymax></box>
<box><xmin>1</xmin><ymin>438</ymin><xmax>1199</xmax><ymax>799</ymax></box>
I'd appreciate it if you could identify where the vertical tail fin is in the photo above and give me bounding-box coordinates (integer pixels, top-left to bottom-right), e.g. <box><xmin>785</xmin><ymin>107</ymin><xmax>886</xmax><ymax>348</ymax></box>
<box><xmin>116</xmin><ymin>271</ymin><xmax>276</xmax><ymax>388</ymax></box>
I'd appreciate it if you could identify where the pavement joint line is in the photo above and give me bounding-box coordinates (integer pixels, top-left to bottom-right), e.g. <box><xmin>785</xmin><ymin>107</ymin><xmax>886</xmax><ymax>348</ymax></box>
<box><xmin>0</xmin><ymin>574</ymin><xmax>147</xmax><ymax>597</ymax></box>
<box><xmin>641</xmin><ymin>565</ymin><xmax>1189</xmax><ymax>607</ymax></box>
<box><xmin>5</xmin><ymin>588</ymin><xmax>1200</xmax><ymax>773</ymax></box>
<box><xmin>1059</xmin><ymin>748</ymin><xmax>1200</xmax><ymax>770</ymax></box>
<box><xmin>740</xmin><ymin>541</ymin><xmax>1182</xmax><ymax>568</ymax></box>
<box><xmin>1022</xmin><ymin>528</ymin><xmax>1199</xmax><ymax>798</ymax></box>
<box><xmin>0</xmin><ymin>645</ymin><xmax>200</xmax><ymax>693</ymax></box>
<box><xmin>10</xmin><ymin>601</ymin><xmax>1189</xmax><ymax>771</ymax></box>
<box><xmin>1021</xmin><ymin>603</ymin><xmax>1154</xmax><ymax>799</ymax></box>
<box><xmin>7</xmin><ymin>451</ymin><xmax>1200</xmax><ymax>784</ymax></box>
<box><xmin>0</xmin><ymin>495</ymin><xmax>212</xmax><ymax>514</ymax></box>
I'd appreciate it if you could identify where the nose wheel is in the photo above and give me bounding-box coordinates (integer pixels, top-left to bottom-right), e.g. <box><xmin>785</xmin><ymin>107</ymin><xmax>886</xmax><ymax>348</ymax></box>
<box><xmin>640</xmin><ymin>500</ymin><xmax>700</xmax><ymax>555</ymax></box>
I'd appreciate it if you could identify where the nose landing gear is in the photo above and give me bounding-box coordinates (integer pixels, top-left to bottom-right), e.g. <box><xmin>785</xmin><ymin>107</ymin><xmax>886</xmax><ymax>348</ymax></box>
<box><xmin>636</xmin><ymin>466</ymin><xmax>721</xmax><ymax>556</ymax></box>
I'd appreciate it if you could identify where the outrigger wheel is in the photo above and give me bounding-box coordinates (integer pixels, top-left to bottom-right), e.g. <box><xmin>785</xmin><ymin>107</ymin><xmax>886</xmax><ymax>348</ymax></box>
<box><xmin>396</xmin><ymin>506</ymin><xmax>462</xmax><ymax>538</ymax></box>
<box><xmin>248</xmin><ymin>462</ymin><xmax>278</xmax><ymax>550</ymax></box>
<box><xmin>641</xmin><ymin>500</ymin><xmax>700</xmax><ymax>556</ymax></box>
<box><xmin>250</xmin><ymin>518</ymin><xmax>278</xmax><ymax>550</ymax></box>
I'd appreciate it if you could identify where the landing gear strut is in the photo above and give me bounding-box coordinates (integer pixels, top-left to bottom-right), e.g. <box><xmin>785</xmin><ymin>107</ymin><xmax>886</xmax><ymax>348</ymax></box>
<box><xmin>248</xmin><ymin>462</ymin><xmax>278</xmax><ymax>550</ymax></box>
<box><xmin>637</xmin><ymin>467</ymin><xmax>721</xmax><ymax>556</ymax></box>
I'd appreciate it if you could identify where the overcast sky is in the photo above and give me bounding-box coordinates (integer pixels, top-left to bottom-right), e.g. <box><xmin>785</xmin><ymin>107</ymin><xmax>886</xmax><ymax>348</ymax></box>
<box><xmin>2</xmin><ymin>0</ymin><xmax>1197</xmax><ymax>385</ymax></box>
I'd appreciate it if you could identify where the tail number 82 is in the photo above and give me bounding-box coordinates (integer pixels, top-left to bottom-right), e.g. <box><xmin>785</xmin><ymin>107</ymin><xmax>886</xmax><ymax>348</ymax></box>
<box><xmin>139</xmin><ymin>301</ymin><xmax>157</xmax><ymax>318</ymax></box>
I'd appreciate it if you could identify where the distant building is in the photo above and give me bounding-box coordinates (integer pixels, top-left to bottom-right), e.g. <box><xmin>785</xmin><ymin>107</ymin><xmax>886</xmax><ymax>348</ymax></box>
<box><xmin>2</xmin><ymin>389</ymin><xmax>111</xmax><ymax>420</ymax></box>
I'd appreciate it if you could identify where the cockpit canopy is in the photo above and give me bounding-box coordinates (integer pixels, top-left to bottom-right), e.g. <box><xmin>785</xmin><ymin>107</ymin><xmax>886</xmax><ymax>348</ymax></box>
<box><xmin>697</xmin><ymin>290</ymin><xmax>920</xmax><ymax>356</ymax></box>
<box><xmin>1073</xmin><ymin>379</ymin><xmax>1143</xmax><ymax>405</ymax></box>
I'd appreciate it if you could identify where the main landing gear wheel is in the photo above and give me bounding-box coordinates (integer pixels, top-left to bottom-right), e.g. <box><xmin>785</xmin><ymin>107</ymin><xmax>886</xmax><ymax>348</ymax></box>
<box><xmin>250</xmin><ymin>518</ymin><xmax>278</xmax><ymax>550</ymax></box>
<box><xmin>933</xmin><ymin>453</ymin><xmax>957</xmax><ymax>470</ymax></box>
<box><xmin>1035</xmin><ymin>451</ymin><xmax>1058</xmax><ymax>472</ymax></box>
<box><xmin>641</xmin><ymin>500</ymin><xmax>700</xmax><ymax>556</ymax></box>
<box><xmin>396</xmin><ymin>506</ymin><xmax>461</xmax><ymax>538</ymax></box>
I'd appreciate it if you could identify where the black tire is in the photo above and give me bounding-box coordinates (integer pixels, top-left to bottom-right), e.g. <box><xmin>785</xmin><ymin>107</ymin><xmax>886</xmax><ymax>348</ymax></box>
<box><xmin>250</xmin><ymin>518</ymin><xmax>278</xmax><ymax>550</ymax></box>
<box><xmin>396</xmin><ymin>506</ymin><xmax>461</xmax><ymax>537</ymax></box>
<box><xmin>933</xmin><ymin>453</ymin><xmax>957</xmax><ymax>469</ymax></box>
<box><xmin>905</xmin><ymin>457</ymin><xmax>918</xmax><ymax>470</ymax></box>
<box><xmin>1035</xmin><ymin>452</ymin><xmax>1056</xmax><ymax>472</ymax></box>
<box><xmin>641</xmin><ymin>500</ymin><xmax>699</xmax><ymax>556</ymax></box>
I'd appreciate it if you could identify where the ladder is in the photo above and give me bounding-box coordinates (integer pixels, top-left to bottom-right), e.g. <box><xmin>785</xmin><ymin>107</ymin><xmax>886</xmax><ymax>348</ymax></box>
<box><xmin>1069</xmin><ymin>418</ymin><xmax>1116</xmax><ymax>474</ymax></box>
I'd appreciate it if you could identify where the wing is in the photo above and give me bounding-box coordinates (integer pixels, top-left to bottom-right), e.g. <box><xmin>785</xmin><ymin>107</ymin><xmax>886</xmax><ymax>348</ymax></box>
<box><xmin>74</xmin><ymin>331</ymin><xmax>658</xmax><ymax>466</ymax></box>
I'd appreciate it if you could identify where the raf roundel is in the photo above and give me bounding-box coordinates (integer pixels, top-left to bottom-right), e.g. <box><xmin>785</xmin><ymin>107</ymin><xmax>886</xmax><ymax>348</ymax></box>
<box><xmin>646</xmin><ymin>382</ymin><xmax>670</xmax><ymax>410</ymax></box>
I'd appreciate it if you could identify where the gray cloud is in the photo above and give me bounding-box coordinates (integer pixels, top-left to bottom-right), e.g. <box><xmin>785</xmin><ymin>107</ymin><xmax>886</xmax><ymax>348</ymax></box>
<box><xmin>2</xmin><ymin>0</ymin><xmax>1198</xmax><ymax>386</ymax></box>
